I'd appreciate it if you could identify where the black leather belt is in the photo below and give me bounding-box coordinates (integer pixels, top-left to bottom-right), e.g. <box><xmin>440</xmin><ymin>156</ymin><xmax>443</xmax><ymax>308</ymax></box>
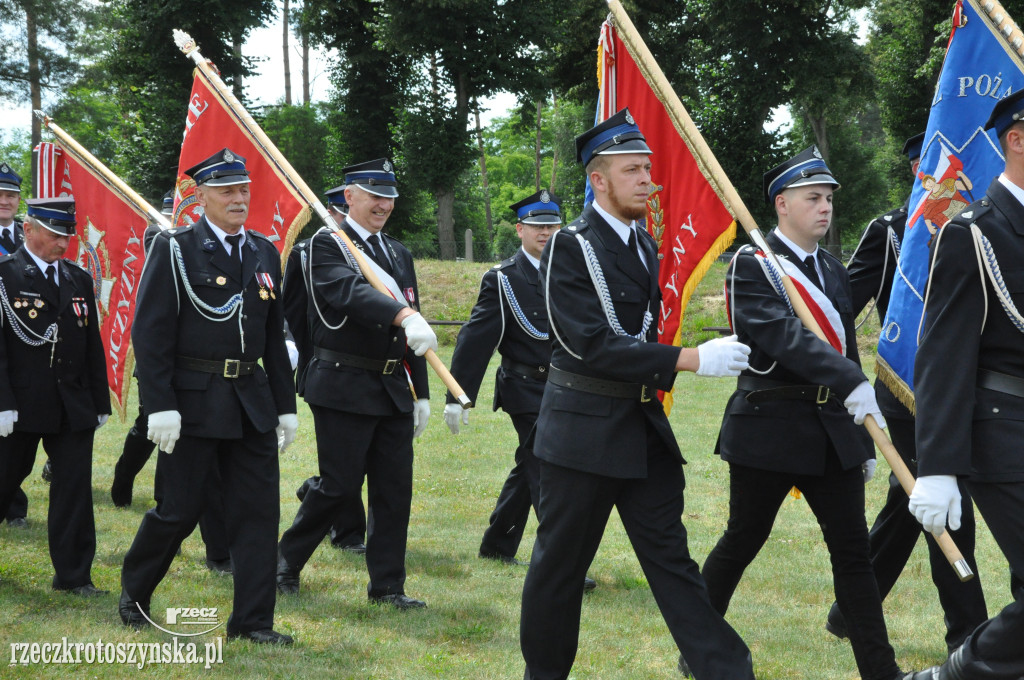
<box><xmin>738</xmin><ymin>375</ymin><xmax>837</xmax><ymax>405</ymax></box>
<box><xmin>978</xmin><ymin>368</ymin><xmax>1024</xmax><ymax>398</ymax></box>
<box><xmin>314</xmin><ymin>346</ymin><xmax>400</xmax><ymax>375</ymax></box>
<box><xmin>548</xmin><ymin>365</ymin><xmax>654</xmax><ymax>402</ymax></box>
<box><xmin>501</xmin><ymin>357</ymin><xmax>549</xmax><ymax>381</ymax></box>
<box><xmin>176</xmin><ymin>356</ymin><xmax>256</xmax><ymax>379</ymax></box>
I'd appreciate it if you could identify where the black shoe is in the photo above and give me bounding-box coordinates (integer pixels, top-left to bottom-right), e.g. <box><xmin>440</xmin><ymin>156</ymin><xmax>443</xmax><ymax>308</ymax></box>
<box><xmin>119</xmin><ymin>590</ymin><xmax>150</xmax><ymax>629</ymax></box>
<box><xmin>227</xmin><ymin>628</ymin><xmax>293</xmax><ymax>645</ymax></box>
<box><xmin>583</xmin><ymin>576</ymin><xmax>597</xmax><ymax>592</ymax></box>
<box><xmin>369</xmin><ymin>593</ymin><xmax>427</xmax><ymax>610</ymax></box>
<box><xmin>678</xmin><ymin>653</ymin><xmax>692</xmax><ymax>678</ymax></box>
<box><xmin>334</xmin><ymin>542</ymin><xmax>366</xmax><ymax>554</ymax></box>
<box><xmin>6</xmin><ymin>517</ymin><xmax>27</xmax><ymax>528</ymax></box>
<box><xmin>205</xmin><ymin>558</ymin><xmax>233</xmax><ymax>575</ymax></box>
<box><xmin>276</xmin><ymin>554</ymin><xmax>300</xmax><ymax>594</ymax></box>
<box><xmin>478</xmin><ymin>550</ymin><xmax>524</xmax><ymax>566</ymax></box>
<box><xmin>66</xmin><ymin>583</ymin><xmax>109</xmax><ymax>597</ymax></box>
<box><xmin>825</xmin><ymin>604</ymin><xmax>848</xmax><ymax>639</ymax></box>
<box><xmin>41</xmin><ymin>459</ymin><xmax>52</xmax><ymax>483</ymax></box>
<box><xmin>110</xmin><ymin>473</ymin><xmax>134</xmax><ymax>508</ymax></box>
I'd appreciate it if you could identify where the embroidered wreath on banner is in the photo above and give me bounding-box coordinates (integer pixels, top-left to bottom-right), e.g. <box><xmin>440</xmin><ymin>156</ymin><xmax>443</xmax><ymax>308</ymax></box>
<box><xmin>77</xmin><ymin>217</ymin><xmax>114</xmax><ymax>324</ymax></box>
<box><xmin>647</xmin><ymin>183</ymin><xmax>665</xmax><ymax>250</ymax></box>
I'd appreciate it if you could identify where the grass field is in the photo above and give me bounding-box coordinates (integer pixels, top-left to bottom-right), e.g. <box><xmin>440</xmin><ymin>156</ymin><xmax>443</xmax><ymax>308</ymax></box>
<box><xmin>0</xmin><ymin>260</ymin><xmax>1012</xmax><ymax>679</ymax></box>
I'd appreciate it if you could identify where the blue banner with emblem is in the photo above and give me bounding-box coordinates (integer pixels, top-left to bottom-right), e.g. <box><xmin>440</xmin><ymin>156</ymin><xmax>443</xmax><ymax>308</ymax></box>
<box><xmin>877</xmin><ymin>0</ymin><xmax>1024</xmax><ymax>410</ymax></box>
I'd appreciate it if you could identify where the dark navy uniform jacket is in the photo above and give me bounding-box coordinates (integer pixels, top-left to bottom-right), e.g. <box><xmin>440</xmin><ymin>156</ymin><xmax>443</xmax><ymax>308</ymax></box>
<box><xmin>717</xmin><ymin>231</ymin><xmax>872</xmax><ymax>475</ymax></box>
<box><xmin>916</xmin><ymin>179</ymin><xmax>1024</xmax><ymax>483</ymax></box>
<box><xmin>848</xmin><ymin>203</ymin><xmax>907</xmax><ymax>322</ymax></box>
<box><xmin>131</xmin><ymin>216</ymin><xmax>295</xmax><ymax>438</ymax></box>
<box><xmin>533</xmin><ymin>203</ymin><xmax>681</xmax><ymax>479</ymax></box>
<box><xmin>0</xmin><ymin>247</ymin><xmax>110</xmax><ymax>432</ymax></box>
<box><xmin>446</xmin><ymin>248</ymin><xmax>549</xmax><ymax>415</ymax></box>
<box><xmin>300</xmin><ymin>222</ymin><xmax>428</xmax><ymax>416</ymax></box>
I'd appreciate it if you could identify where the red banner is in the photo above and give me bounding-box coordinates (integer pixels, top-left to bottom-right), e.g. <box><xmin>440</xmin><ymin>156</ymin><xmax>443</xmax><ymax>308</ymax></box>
<box><xmin>173</xmin><ymin>67</ymin><xmax>311</xmax><ymax>255</ymax></box>
<box><xmin>34</xmin><ymin>142</ymin><xmax>150</xmax><ymax>419</ymax></box>
<box><xmin>597</xmin><ymin>21</ymin><xmax>737</xmax><ymax>410</ymax></box>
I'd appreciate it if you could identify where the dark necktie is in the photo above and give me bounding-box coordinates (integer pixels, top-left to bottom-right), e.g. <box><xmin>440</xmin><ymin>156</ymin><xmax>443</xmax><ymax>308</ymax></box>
<box><xmin>803</xmin><ymin>255</ymin><xmax>822</xmax><ymax>290</ymax></box>
<box><xmin>45</xmin><ymin>263</ymin><xmax>58</xmax><ymax>298</ymax></box>
<box><xmin>628</xmin><ymin>228</ymin><xmax>647</xmax><ymax>270</ymax></box>
<box><xmin>368</xmin><ymin>233</ymin><xmax>393</xmax><ymax>276</ymax></box>
<box><xmin>0</xmin><ymin>228</ymin><xmax>15</xmax><ymax>254</ymax></box>
<box><xmin>226</xmin><ymin>234</ymin><xmax>243</xmax><ymax>281</ymax></box>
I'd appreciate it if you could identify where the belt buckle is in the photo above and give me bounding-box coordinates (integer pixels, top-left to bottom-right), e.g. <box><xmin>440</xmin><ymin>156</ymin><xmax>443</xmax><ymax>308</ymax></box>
<box><xmin>223</xmin><ymin>359</ymin><xmax>241</xmax><ymax>378</ymax></box>
<box><xmin>383</xmin><ymin>358</ymin><xmax>399</xmax><ymax>375</ymax></box>
<box><xmin>641</xmin><ymin>385</ymin><xmax>652</xmax><ymax>403</ymax></box>
<box><xmin>816</xmin><ymin>385</ymin><xmax>830</xmax><ymax>404</ymax></box>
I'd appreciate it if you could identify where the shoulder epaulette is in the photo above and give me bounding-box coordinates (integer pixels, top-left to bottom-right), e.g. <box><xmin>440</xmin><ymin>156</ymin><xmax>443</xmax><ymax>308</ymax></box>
<box><xmin>247</xmin><ymin>229</ymin><xmax>272</xmax><ymax>242</ymax></box>
<box><xmin>0</xmin><ymin>253</ymin><xmax>14</xmax><ymax>264</ymax></box>
<box><xmin>61</xmin><ymin>257</ymin><xmax>89</xmax><ymax>273</ymax></box>
<box><xmin>164</xmin><ymin>224</ymin><xmax>192</xmax><ymax>238</ymax></box>
<box><xmin>953</xmin><ymin>198</ymin><xmax>991</xmax><ymax>226</ymax></box>
<box><xmin>382</xmin><ymin>232</ymin><xmax>405</xmax><ymax>247</ymax></box>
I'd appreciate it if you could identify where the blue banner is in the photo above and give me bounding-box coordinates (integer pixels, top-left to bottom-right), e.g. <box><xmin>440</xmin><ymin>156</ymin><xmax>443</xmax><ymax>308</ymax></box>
<box><xmin>877</xmin><ymin>0</ymin><xmax>1024</xmax><ymax>409</ymax></box>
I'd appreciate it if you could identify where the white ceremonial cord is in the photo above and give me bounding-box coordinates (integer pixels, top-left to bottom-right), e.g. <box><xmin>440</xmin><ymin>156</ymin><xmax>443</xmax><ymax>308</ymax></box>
<box><xmin>544</xmin><ymin>233</ymin><xmax>583</xmax><ymax>361</ymax></box>
<box><xmin>733</xmin><ymin>252</ymin><xmax>777</xmax><ymax>376</ymax></box>
<box><xmin>574</xmin><ymin>233</ymin><xmax>653</xmax><ymax>340</ymax></box>
<box><xmin>307</xmin><ymin>228</ymin><xmax>349</xmax><ymax>331</ymax></box>
<box><xmin>169</xmin><ymin>237</ymin><xmax>245</xmax><ymax>352</ymax></box>
<box><xmin>854</xmin><ymin>226</ymin><xmax>900</xmax><ymax>331</ymax></box>
<box><xmin>0</xmin><ymin>278</ymin><xmax>59</xmax><ymax>347</ymax></box>
<box><xmin>497</xmin><ymin>271</ymin><xmax>547</xmax><ymax>341</ymax></box>
<box><xmin>972</xmin><ymin>224</ymin><xmax>1024</xmax><ymax>333</ymax></box>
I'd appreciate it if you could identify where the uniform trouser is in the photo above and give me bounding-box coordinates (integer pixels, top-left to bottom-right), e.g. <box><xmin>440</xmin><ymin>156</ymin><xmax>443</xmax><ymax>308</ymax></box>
<box><xmin>5</xmin><ymin>487</ymin><xmax>27</xmax><ymax>521</ymax></box>
<box><xmin>828</xmin><ymin>415</ymin><xmax>987</xmax><ymax>651</ymax></box>
<box><xmin>479</xmin><ymin>412</ymin><xmax>540</xmax><ymax>558</ymax></box>
<box><xmin>118</xmin><ymin>402</ymin><xmax>231</xmax><ymax>562</ymax></box>
<box><xmin>279</xmin><ymin>404</ymin><xmax>414</xmax><ymax>597</ymax></box>
<box><xmin>520</xmin><ymin>424</ymin><xmax>754</xmax><ymax>680</ymax></box>
<box><xmin>0</xmin><ymin>427</ymin><xmax>96</xmax><ymax>588</ymax></box>
<box><xmin>120</xmin><ymin>419</ymin><xmax>279</xmax><ymax>635</ymax></box>
<box><xmin>951</xmin><ymin>479</ymin><xmax>1024</xmax><ymax>679</ymax></box>
<box><xmin>701</xmin><ymin>450</ymin><xmax>900</xmax><ymax>680</ymax></box>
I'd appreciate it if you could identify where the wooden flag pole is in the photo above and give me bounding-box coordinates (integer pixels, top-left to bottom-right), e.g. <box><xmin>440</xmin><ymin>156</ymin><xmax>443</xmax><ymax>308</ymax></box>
<box><xmin>35</xmin><ymin>111</ymin><xmax>171</xmax><ymax>229</ymax></box>
<box><xmin>172</xmin><ymin>30</ymin><xmax>472</xmax><ymax>408</ymax></box>
<box><xmin>606</xmin><ymin>0</ymin><xmax>973</xmax><ymax>580</ymax></box>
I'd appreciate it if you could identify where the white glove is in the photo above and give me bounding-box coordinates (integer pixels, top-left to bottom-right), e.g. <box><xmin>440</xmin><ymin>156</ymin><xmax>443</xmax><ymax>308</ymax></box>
<box><xmin>696</xmin><ymin>334</ymin><xmax>751</xmax><ymax>377</ymax></box>
<box><xmin>443</xmin><ymin>403</ymin><xmax>470</xmax><ymax>435</ymax></box>
<box><xmin>412</xmin><ymin>399</ymin><xmax>431</xmax><ymax>438</ymax></box>
<box><xmin>843</xmin><ymin>381</ymin><xmax>886</xmax><ymax>427</ymax></box>
<box><xmin>147</xmin><ymin>410</ymin><xmax>182</xmax><ymax>454</ymax></box>
<box><xmin>401</xmin><ymin>312</ymin><xmax>438</xmax><ymax>357</ymax></box>
<box><xmin>97</xmin><ymin>414</ymin><xmax>110</xmax><ymax>429</ymax></box>
<box><xmin>908</xmin><ymin>475</ymin><xmax>962</xmax><ymax>536</ymax></box>
<box><xmin>286</xmin><ymin>339</ymin><xmax>300</xmax><ymax>371</ymax></box>
<box><xmin>0</xmin><ymin>410</ymin><xmax>17</xmax><ymax>437</ymax></box>
<box><xmin>862</xmin><ymin>458</ymin><xmax>877</xmax><ymax>483</ymax></box>
<box><xmin>277</xmin><ymin>413</ymin><xmax>299</xmax><ymax>452</ymax></box>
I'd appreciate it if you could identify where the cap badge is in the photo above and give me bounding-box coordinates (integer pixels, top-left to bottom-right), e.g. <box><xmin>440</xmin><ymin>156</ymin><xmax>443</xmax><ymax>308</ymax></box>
<box><xmin>624</xmin><ymin>111</ymin><xmax>635</xmax><ymax>125</ymax></box>
<box><xmin>383</xmin><ymin>160</ymin><xmax>393</xmax><ymax>173</ymax></box>
<box><xmin>0</xmin><ymin>164</ymin><xmax>9</xmax><ymax>173</ymax></box>
<box><xmin>540</xmin><ymin>190</ymin><xmax>550</xmax><ymax>203</ymax></box>
<box><xmin>223</xmin><ymin>150</ymin><xmax>235</xmax><ymax>163</ymax></box>
<box><xmin>67</xmin><ymin>204</ymin><xmax>75</xmax><ymax>215</ymax></box>
<box><xmin>812</xmin><ymin>146</ymin><xmax>823</xmax><ymax>159</ymax></box>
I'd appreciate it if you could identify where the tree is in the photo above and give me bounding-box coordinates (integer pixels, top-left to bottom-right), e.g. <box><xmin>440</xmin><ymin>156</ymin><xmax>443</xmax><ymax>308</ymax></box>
<box><xmin>106</xmin><ymin>0</ymin><xmax>275</xmax><ymax>197</ymax></box>
<box><xmin>0</xmin><ymin>0</ymin><xmax>91</xmax><ymax>184</ymax></box>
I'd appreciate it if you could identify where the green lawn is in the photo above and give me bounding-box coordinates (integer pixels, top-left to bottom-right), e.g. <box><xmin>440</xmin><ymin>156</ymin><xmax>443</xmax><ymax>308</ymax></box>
<box><xmin>0</xmin><ymin>260</ymin><xmax>1011</xmax><ymax>679</ymax></box>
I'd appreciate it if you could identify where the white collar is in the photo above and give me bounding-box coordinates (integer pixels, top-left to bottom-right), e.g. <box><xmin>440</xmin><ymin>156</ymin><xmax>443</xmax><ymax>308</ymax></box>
<box><xmin>998</xmin><ymin>173</ymin><xmax>1024</xmax><ymax>207</ymax></box>
<box><xmin>205</xmin><ymin>218</ymin><xmax>246</xmax><ymax>255</ymax></box>
<box><xmin>24</xmin><ymin>244</ymin><xmax>58</xmax><ymax>281</ymax></box>
<box><xmin>592</xmin><ymin>200</ymin><xmax>636</xmax><ymax>245</ymax></box>
<box><xmin>773</xmin><ymin>227</ymin><xmax>819</xmax><ymax>262</ymax></box>
<box><xmin>520</xmin><ymin>247</ymin><xmax>541</xmax><ymax>270</ymax></box>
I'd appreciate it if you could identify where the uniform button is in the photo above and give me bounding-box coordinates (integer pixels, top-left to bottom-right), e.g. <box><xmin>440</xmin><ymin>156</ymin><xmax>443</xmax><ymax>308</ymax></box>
<box><xmin>993</xmin><ymin>407</ymin><xmax>1000</xmax><ymax>414</ymax></box>
<box><xmin>653</xmin><ymin>373</ymin><xmax>660</xmax><ymax>380</ymax></box>
<box><xmin>620</xmin><ymin>292</ymin><xmax>625</xmax><ymax>297</ymax></box>
<box><xmin>335</xmin><ymin>363</ymin><xmax>340</xmax><ymax>368</ymax></box>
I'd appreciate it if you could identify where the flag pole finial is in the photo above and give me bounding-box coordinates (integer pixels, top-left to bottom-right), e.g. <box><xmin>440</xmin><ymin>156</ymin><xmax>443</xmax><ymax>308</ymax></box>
<box><xmin>173</xmin><ymin>29</ymin><xmax>198</xmax><ymax>57</ymax></box>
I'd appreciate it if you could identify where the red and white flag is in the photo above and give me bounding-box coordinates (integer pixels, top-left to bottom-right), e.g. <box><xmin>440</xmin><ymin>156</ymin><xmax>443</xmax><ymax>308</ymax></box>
<box><xmin>173</xmin><ymin>66</ymin><xmax>312</xmax><ymax>253</ymax></box>
<box><xmin>34</xmin><ymin>142</ymin><xmax>151</xmax><ymax>419</ymax></box>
